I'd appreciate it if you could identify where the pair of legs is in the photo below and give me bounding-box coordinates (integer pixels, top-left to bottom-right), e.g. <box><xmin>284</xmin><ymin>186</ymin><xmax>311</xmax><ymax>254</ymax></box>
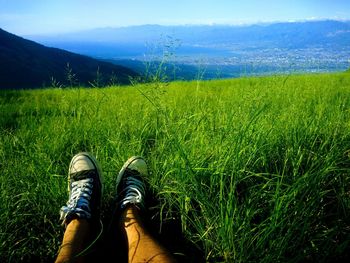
<box><xmin>55</xmin><ymin>153</ymin><xmax>176</xmax><ymax>263</ymax></box>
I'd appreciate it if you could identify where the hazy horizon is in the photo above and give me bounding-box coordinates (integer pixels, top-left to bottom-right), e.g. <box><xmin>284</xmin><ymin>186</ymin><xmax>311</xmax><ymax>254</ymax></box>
<box><xmin>1</xmin><ymin>0</ymin><xmax>350</xmax><ymax>35</ymax></box>
<box><xmin>14</xmin><ymin>18</ymin><xmax>349</xmax><ymax>37</ymax></box>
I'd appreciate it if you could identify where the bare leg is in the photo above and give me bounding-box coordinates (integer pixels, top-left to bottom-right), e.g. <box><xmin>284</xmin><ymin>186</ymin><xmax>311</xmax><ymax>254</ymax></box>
<box><xmin>121</xmin><ymin>206</ymin><xmax>177</xmax><ymax>263</ymax></box>
<box><xmin>55</xmin><ymin>219</ymin><xmax>91</xmax><ymax>263</ymax></box>
<box><xmin>56</xmin><ymin>153</ymin><xmax>103</xmax><ymax>262</ymax></box>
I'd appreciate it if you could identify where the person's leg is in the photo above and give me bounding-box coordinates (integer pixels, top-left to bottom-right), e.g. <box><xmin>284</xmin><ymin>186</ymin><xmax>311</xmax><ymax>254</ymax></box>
<box><xmin>121</xmin><ymin>206</ymin><xmax>176</xmax><ymax>263</ymax></box>
<box><xmin>55</xmin><ymin>219</ymin><xmax>91</xmax><ymax>263</ymax></box>
<box><xmin>116</xmin><ymin>156</ymin><xmax>177</xmax><ymax>263</ymax></box>
<box><xmin>55</xmin><ymin>152</ymin><xmax>103</xmax><ymax>263</ymax></box>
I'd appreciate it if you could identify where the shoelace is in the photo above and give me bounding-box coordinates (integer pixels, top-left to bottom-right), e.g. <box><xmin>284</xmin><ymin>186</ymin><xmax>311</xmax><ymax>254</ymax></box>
<box><xmin>120</xmin><ymin>176</ymin><xmax>145</xmax><ymax>209</ymax></box>
<box><xmin>60</xmin><ymin>178</ymin><xmax>94</xmax><ymax>224</ymax></box>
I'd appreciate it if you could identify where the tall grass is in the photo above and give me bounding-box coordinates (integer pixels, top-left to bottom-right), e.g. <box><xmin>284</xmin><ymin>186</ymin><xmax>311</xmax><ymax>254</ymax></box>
<box><xmin>1</xmin><ymin>73</ymin><xmax>350</xmax><ymax>262</ymax></box>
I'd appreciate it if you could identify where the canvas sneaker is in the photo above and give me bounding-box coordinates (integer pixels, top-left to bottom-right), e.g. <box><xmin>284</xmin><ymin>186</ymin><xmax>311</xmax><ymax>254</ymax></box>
<box><xmin>60</xmin><ymin>152</ymin><xmax>103</xmax><ymax>226</ymax></box>
<box><xmin>116</xmin><ymin>156</ymin><xmax>147</xmax><ymax>210</ymax></box>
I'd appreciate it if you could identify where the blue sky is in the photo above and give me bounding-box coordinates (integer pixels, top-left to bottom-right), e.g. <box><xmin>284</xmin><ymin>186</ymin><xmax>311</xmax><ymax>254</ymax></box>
<box><xmin>1</xmin><ymin>0</ymin><xmax>350</xmax><ymax>35</ymax></box>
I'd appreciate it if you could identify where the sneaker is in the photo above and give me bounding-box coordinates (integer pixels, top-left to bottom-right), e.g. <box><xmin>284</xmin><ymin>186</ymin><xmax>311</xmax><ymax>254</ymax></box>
<box><xmin>60</xmin><ymin>152</ymin><xmax>103</xmax><ymax>226</ymax></box>
<box><xmin>116</xmin><ymin>156</ymin><xmax>147</xmax><ymax>210</ymax></box>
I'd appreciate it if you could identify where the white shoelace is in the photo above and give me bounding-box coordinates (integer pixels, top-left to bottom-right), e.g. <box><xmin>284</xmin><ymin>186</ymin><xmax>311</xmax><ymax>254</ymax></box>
<box><xmin>120</xmin><ymin>176</ymin><xmax>145</xmax><ymax>209</ymax></box>
<box><xmin>60</xmin><ymin>178</ymin><xmax>94</xmax><ymax>224</ymax></box>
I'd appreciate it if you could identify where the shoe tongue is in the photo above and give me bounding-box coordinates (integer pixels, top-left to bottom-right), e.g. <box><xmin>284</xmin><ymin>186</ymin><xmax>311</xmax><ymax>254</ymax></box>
<box><xmin>71</xmin><ymin>170</ymin><xmax>96</xmax><ymax>180</ymax></box>
<box><xmin>125</xmin><ymin>168</ymin><xmax>140</xmax><ymax>176</ymax></box>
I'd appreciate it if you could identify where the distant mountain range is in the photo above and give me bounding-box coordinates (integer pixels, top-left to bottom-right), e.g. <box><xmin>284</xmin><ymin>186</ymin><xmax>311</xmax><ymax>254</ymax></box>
<box><xmin>27</xmin><ymin>20</ymin><xmax>350</xmax><ymax>58</ymax></box>
<box><xmin>1</xmin><ymin>20</ymin><xmax>349</xmax><ymax>89</ymax></box>
<box><xmin>0</xmin><ymin>29</ymin><xmax>138</xmax><ymax>89</ymax></box>
<box><xmin>24</xmin><ymin>20</ymin><xmax>350</xmax><ymax>79</ymax></box>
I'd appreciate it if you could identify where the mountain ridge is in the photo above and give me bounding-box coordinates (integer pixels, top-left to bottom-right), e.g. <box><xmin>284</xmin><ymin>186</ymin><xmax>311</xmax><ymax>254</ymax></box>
<box><xmin>27</xmin><ymin>20</ymin><xmax>350</xmax><ymax>47</ymax></box>
<box><xmin>25</xmin><ymin>20</ymin><xmax>350</xmax><ymax>62</ymax></box>
<box><xmin>0</xmin><ymin>28</ymin><xmax>138</xmax><ymax>89</ymax></box>
<box><xmin>24</xmin><ymin>20</ymin><xmax>350</xmax><ymax>78</ymax></box>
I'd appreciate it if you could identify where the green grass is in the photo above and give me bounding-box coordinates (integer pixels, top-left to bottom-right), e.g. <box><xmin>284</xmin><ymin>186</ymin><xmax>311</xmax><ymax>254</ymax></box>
<box><xmin>1</xmin><ymin>73</ymin><xmax>350</xmax><ymax>262</ymax></box>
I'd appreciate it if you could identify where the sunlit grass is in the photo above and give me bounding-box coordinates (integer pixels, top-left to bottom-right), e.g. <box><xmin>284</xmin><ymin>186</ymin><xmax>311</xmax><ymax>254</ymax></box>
<box><xmin>1</xmin><ymin>73</ymin><xmax>350</xmax><ymax>262</ymax></box>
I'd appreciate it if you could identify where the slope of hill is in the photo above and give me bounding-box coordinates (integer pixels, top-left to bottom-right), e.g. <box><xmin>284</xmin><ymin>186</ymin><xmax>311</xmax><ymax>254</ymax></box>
<box><xmin>1</xmin><ymin>73</ymin><xmax>350</xmax><ymax>262</ymax></box>
<box><xmin>0</xmin><ymin>29</ymin><xmax>139</xmax><ymax>89</ymax></box>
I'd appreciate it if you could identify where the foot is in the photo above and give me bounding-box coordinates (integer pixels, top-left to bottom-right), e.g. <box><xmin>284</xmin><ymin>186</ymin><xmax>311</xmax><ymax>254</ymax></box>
<box><xmin>60</xmin><ymin>152</ymin><xmax>103</xmax><ymax>226</ymax></box>
<box><xmin>116</xmin><ymin>156</ymin><xmax>147</xmax><ymax>210</ymax></box>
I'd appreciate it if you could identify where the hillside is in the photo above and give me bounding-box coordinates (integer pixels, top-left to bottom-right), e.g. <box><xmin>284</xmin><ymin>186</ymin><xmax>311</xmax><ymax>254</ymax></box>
<box><xmin>1</xmin><ymin>73</ymin><xmax>350</xmax><ymax>262</ymax></box>
<box><xmin>0</xmin><ymin>28</ymin><xmax>139</xmax><ymax>89</ymax></box>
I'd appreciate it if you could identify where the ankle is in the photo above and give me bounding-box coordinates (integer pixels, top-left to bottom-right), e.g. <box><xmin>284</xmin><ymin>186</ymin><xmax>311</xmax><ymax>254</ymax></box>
<box><xmin>120</xmin><ymin>205</ymin><xmax>143</xmax><ymax>228</ymax></box>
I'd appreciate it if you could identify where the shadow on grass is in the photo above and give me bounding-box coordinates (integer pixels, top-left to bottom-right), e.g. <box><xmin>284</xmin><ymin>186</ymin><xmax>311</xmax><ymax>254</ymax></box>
<box><xmin>84</xmin><ymin>185</ymin><xmax>205</xmax><ymax>263</ymax></box>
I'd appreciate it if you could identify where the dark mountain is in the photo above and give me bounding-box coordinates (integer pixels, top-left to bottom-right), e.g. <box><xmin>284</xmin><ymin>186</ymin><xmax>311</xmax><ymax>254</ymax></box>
<box><xmin>0</xmin><ymin>28</ymin><xmax>139</xmax><ymax>89</ymax></box>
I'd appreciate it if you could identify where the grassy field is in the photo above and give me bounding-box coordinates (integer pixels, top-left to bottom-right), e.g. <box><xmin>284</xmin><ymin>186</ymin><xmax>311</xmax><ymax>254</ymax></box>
<box><xmin>1</xmin><ymin>73</ymin><xmax>350</xmax><ymax>262</ymax></box>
